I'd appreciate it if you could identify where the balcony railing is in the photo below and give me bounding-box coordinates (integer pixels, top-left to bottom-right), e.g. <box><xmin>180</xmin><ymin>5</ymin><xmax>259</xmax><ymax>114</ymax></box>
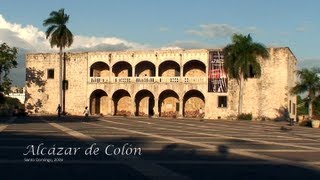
<box><xmin>136</xmin><ymin>77</ymin><xmax>155</xmax><ymax>83</ymax></box>
<box><xmin>183</xmin><ymin>77</ymin><xmax>207</xmax><ymax>83</ymax></box>
<box><xmin>114</xmin><ymin>77</ymin><xmax>132</xmax><ymax>83</ymax></box>
<box><xmin>90</xmin><ymin>77</ymin><xmax>110</xmax><ymax>83</ymax></box>
<box><xmin>158</xmin><ymin>77</ymin><xmax>180</xmax><ymax>83</ymax></box>
<box><xmin>89</xmin><ymin>76</ymin><xmax>207</xmax><ymax>84</ymax></box>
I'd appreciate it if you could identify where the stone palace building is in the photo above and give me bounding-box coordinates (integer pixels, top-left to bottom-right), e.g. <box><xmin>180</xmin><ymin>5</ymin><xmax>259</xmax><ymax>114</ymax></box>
<box><xmin>25</xmin><ymin>48</ymin><xmax>297</xmax><ymax>120</ymax></box>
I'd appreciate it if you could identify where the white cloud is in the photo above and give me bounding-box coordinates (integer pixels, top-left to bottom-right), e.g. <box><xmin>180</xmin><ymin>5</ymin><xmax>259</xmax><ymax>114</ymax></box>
<box><xmin>295</xmin><ymin>21</ymin><xmax>313</xmax><ymax>33</ymax></box>
<box><xmin>163</xmin><ymin>40</ymin><xmax>213</xmax><ymax>49</ymax></box>
<box><xmin>0</xmin><ymin>14</ymin><xmax>48</xmax><ymax>51</ymax></box>
<box><xmin>296</xmin><ymin>27</ymin><xmax>307</xmax><ymax>32</ymax></box>
<box><xmin>0</xmin><ymin>14</ymin><xmax>148</xmax><ymax>52</ymax></box>
<box><xmin>187</xmin><ymin>24</ymin><xmax>258</xmax><ymax>38</ymax></box>
<box><xmin>73</xmin><ymin>36</ymin><xmax>149</xmax><ymax>51</ymax></box>
<box><xmin>0</xmin><ymin>14</ymin><xmax>151</xmax><ymax>86</ymax></box>
<box><xmin>159</xmin><ymin>27</ymin><xmax>169</xmax><ymax>32</ymax></box>
<box><xmin>160</xmin><ymin>46</ymin><xmax>182</xmax><ymax>50</ymax></box>
<box><xmin>187</xmin><ymin>24</ymin><xmax>239</xmax><ymax>38</ymax></box>
<box><xmin>299</xmin><ymin>58</ymin><xmax>320</xmax><ymax>69</ymax></box>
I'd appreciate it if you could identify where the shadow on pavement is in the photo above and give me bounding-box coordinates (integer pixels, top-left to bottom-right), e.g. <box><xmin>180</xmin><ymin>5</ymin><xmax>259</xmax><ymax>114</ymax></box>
<box><xmin>0</xmin><ymin>116</ymin><xmax>319</xmax><ymax>180</ymax></box>
<box><xmin>1</xmin><ymin>115</ymin><xmax>100</xmax><ymax>124</ymax></box>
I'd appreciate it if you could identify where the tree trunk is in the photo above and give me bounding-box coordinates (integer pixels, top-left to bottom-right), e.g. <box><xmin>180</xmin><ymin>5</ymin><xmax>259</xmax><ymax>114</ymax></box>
<box><xmin>308</xmin><ymin>101</ymin><xmax>313</xmax><ymax>118</ymax></box>
<box><xmin>62</xmin><ymin>52</ymin><xmax>66</xmax><ymax>114</ymax></box>
<box><xmin>308</xmin><ymin>91</ymin><xmax>314</xmax><ymax>118</ymax></box>
<box><xmin>238</xmin><ymin>74</ymin><xmax>245</xmax><ymax>115</ymax></box>
<box><xmin>59</xmin><ymin>46</ymin><xmax>63</xmax><ymax>113</ymax></box>
<box><xmin>0</xmin><ymin>66</ymin><xmax>2</xmax><ymax>85</ymax></box>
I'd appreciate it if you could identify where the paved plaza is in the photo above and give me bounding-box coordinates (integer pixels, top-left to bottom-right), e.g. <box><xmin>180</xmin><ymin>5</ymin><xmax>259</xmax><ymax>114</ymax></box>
<box><xmin>1</xmin><ymin>115</ymin><xmax>320</xmax><ymax>179</ymax></box>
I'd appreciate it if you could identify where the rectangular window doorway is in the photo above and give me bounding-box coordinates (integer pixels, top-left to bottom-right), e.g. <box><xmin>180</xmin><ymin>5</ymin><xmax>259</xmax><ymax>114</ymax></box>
<box><xmin>47</xmin><ymin>69</ymin><xmax>54</xmax><ymax>79</ymax></box>
<box><xmin>218</xmin><ymin>96</ymin><xmax>227</xmax><ymax>108</ymax></box>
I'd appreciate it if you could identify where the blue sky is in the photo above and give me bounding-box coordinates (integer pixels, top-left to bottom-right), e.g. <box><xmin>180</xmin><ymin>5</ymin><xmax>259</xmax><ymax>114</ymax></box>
<box><xmin>0</xmin><ymin>0</ymin><xmax>320</xmax><ymax>79</ymax></box>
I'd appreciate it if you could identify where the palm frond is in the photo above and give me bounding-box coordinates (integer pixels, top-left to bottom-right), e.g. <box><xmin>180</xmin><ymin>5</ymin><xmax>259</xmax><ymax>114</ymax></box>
<box><xmin>223</xmin><ymin>33</ymin><xmax>268</xmax><ymax>82</ymax></box>
<box><xmin>43</xmin><ymin>8</ymin><xmax>73</xmax><ymax>49</ymax></box>
<box><xmin>45</xmin><ymin>25</ymin><xmax>57</xmax><ymax>39</ymax></box>
<box><xmin>250</xmin><ymin>60</ymin><xmax>262</xmax><ymax>78</ymax></box>
<box><xmin>291</xmin><ymin>68</ymin><xmax>320</xmax><ymax>97</ymax></box>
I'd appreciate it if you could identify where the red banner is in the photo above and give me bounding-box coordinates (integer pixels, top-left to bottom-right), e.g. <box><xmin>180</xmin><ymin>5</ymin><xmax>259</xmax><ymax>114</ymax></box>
<box><xmin>208</xmin><ymin>51</ymin><xmax>228</xmax><ymax>93</ymax></box>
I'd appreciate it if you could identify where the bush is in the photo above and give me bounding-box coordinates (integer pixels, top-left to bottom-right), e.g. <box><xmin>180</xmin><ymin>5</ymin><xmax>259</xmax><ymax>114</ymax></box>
<box><xmin>0</xmin><ymin>108</ymin><xmax>11</xmax><ymax>117</ymax></box>
<box><xmin>4</xmin><ymin>97</ymin><xmax>23</xmax><ymax>109</ymax></box>
<box><xmin>0</xmin><ymin>93</ymin><xmax>5</xmax><ymax>104</ymax></box>
<box><xmin>256</xmin><ymin>116</ymin><xmax>271</xmax><ymax>121</ymax></box>
<box><xmin>0</xmin><ymin>97</ymin><xmax>24</xmax><ymax>117</ymax></box>
<box><xmin>299</xmin><ymin>120</ymin><xmax>311</xmax><ymax>127</ymax></box>
<box><xmin>238</xmin><ymin>113</ymin><xmax>253</xmax><ymax>120</ymax></box>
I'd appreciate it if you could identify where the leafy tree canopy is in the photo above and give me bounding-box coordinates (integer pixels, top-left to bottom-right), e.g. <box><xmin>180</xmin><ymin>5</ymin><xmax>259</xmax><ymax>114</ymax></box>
<box><xmin>43</xmin><ymin>8</ymin><xmax>73</xmax><ymax>49</ymax></box>
<box><xmin>291</xmin><ymin>68</ymin><xmax>320</xmax><ymax>98</ymax></box>
<box><xmin>0</xmin><ymin>43</ymin><xmax>18</xmax><ymax>94</ymax></box>
<box><xmin>291</xmin><ymin>68</ymin><xmax>320</xmax><ymax>117</ymax></box>
<box><xmin>223</xmin><ymin>34</ymin><xmax>269</xmax><ymax>82</ymax></box>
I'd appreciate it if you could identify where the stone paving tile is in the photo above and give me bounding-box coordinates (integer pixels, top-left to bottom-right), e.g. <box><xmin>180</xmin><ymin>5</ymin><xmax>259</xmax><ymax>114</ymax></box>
<box><xmin>258</xmin><ymin>152</ymin><xmax>320</xmax><ymax>162</ymax></box>
<box><xmin>158</xmin><ymin>163</ymin><xmax>320</xmax><ymax>180</ymax></box>
<box><xmin>207</xmin><ymin>143</ymin><xmax>307</xmax><ymax>150</ymax></box>
<box><xmin>293</xmin><ymin>143</ymin><xmax>320</xmax><ymax>147</ymax></box>
<box><xmin>0</xmin><ymin>164</ymin><xmax>148</xmax><ymax>180</ymax></box>
<box><xmin>2</xmin><ymin>115</ymin><xmax>320</xmax><ymax>179</ymax></box>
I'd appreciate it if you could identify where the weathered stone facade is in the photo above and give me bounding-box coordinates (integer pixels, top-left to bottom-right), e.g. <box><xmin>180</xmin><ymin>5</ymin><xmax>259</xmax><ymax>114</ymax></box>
<box><xmin>25</xmin><ymin>48</ymin><xmax>297</xmax><ymax>120</ymax></box>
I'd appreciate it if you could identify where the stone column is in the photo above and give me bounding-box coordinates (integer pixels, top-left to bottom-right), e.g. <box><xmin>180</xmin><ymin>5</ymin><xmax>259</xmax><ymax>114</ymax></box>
<box><xmin>132</xmin><ymin>65</ymin><xmax>135</xmax><ymax>77</ymax></box>
<box><xmin>132</xmin><ymin>53</ymin><xmax>135</xmax><ymax>77</ymax></box>
<box><xmin>155</xmin><ymin>53</ymin><xmax>159</xmax><ymax>83</ymax></box>
<box><xmin>180</xmin><ymin>53</ymin><xmax>183</xmax><ymax>82</ymax></box>
<box><xmin>109</xmin><ymin>53</ymin><xmax>112</xmax><ymax>82</ymax></box>
<box><xmin>178</xmin><ymin>98</ymin><xmax>183</xmax><ymax>118</ymax></box>
<box><xmin>180</xmin><ymin>66</ymin><xmax>183</xmax><ymax>82</ymax></box>
<box><xmin>154</xmin><ymin>98</ymin><xmax>159</xmax><ymax>117</ymax></box>
<box><xmin>131</xmin><ymin>98</ymin><xmax>136</xmax><ymax>116</ymax></box>
<box><xmin>109</xmin><ymin>98</ymin><xmax>113</xmax><ymax>116</ymax></box>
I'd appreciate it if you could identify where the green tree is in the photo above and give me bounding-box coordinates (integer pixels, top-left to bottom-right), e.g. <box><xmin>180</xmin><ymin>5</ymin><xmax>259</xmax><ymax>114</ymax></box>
<box><xmin>0</xmin><ymin>43</ymin><xmax>18</xmax><ymax>94</ymax></box>
<box><xmin>297</xmin><ymin>95</ymin><xmax>308</xmax><ymax>115</ymax></box>
<box><xmin>43</xmin><ymin>8</ymin><xmax>73</xmax><ymax>113</ymax></box>
<box><xmin>313</xmin><ymin>96</ymin><xmax>320</xmax><ymax>116</ymax></box>
<box><xmin>223</xmin><ymin>34</ymin><xmax>269</xmax><ymax>115</ymax></box>
<box><xmin>291</xmin><ymin>68</ymin><xmax>320</xmax><ymax>117</ymax></box>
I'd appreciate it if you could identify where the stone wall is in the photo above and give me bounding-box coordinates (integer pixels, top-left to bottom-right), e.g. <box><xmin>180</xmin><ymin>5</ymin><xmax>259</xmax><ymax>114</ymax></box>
<box><xmin>26</xmin><ymin>53</ymin><xmax>60</xmax><ymax>114</ymax></box>
<box><xmin>64</xmin><ymin>53</ymin><xmax>88</xmax><ymax>115</ymax></box>
<box><xmin>203</xmin><ymin>47</ymin><xmax>298</xmax><ymax>120</ymax></box>
<box><xmin>26</xmin><ymin>48</ymin><xmax>298</xmax><ymax>120</ymax></box>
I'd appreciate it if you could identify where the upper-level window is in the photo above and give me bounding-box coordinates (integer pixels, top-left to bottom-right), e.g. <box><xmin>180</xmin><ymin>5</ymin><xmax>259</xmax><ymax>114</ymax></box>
<box><xmin>249</xmin><ymin>65</ymin><xmax>256</xmax><ymax>78</ymax></box>
<box><xmin>47</xmin><ymin>69</ymin><xmax>54</xmax><ymax>79</ymax></box>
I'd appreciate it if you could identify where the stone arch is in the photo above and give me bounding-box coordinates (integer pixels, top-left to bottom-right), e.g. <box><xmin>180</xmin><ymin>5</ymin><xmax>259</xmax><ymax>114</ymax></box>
<box><xmin>135</xmin><ymin>90</ymin><xmax>155</xmax><ymax>116</ymax></box>
<box><xmin>158</xmin><ymin>90</ymin><xmax>179</xmax><ymax>117</ymax></box>
<box><xmin>183</xmin><ymin>90</ymin><xmax>205</xmax><ymax>117</ymax></box>
<box><xmin>183</xmin><ymin>60</ymin><xmax>206</xmax><ymax>77</ymax></box>
<box><xmin>112</xmin><ymin>61</ymin><xmax>133</xmax><ymax>77</ymax></box>
<box><xmin>135</xmin><ymin>61</ymin><xmax>156</xmax><ymax>77</ymax></box>
<box><xmin>112</xmin><ymin>89</ymin><xmax>132</xmax><ymax>116</ymax></box>
<box><xmin>158</xmin><ymin>60</ymin><xmax>180</xmax><ymax>77</ymax></box>
<box><xmin>90</xmin><ymin>61</ymin><xmax>110</xmax><ymax>77</ymax></box>
<box><xmin>89</xmin><ymin>89</ymin><xmax>109</xmax><ymax>115</ymax></box>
